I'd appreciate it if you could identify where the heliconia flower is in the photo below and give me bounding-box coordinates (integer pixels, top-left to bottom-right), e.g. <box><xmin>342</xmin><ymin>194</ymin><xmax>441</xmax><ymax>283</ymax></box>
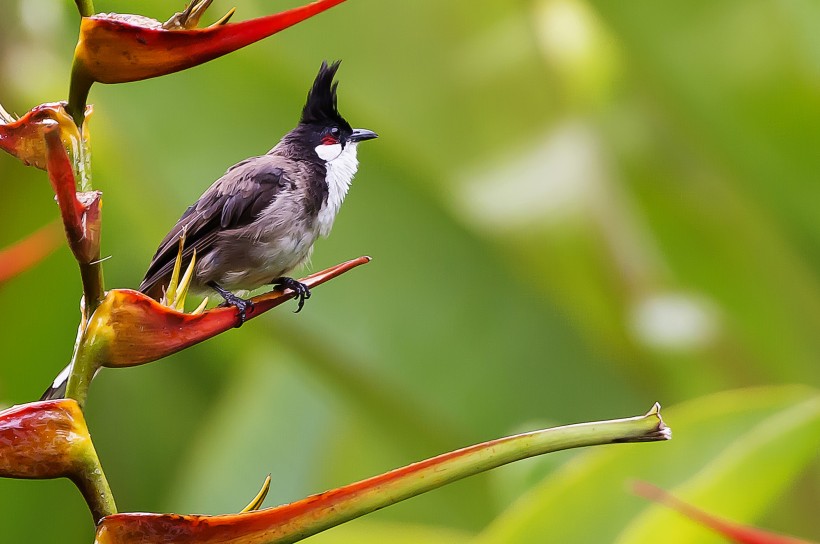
<box><xmin>0</xmin><ymin>399</ymin><xmax>101</xmax><ymax>479</ymax></box>
<box><xmin>94</xmin><ymin>405</ymin><xmax>670</xmax><ymax>544</ymax></box>
<box><xmin>0</xmin><ymin>221</ymin><xmax>62</xmax><ymax>284</ymax></box>
<box><xmin>0</xmin><ymin>399</ymin><xmax>116</xmax><ymax>521</ymax></box>
<box><xmin>0</xmin><ymin>400</ymin><xmax>90</xmax><ymax>479</ymax></box>
<box><xmin>44</xmin><ymin>124</ymin><xmax>101</xmax><ymax>265</ymax></box>
<box><xmin>0</xmin><ymin>101</ymin><xmax>88</xmax><ymax>170</ymax></box>
<box><xmin>71</xmin><ymin>0</ymin><xmax>347</xmax><ymax>86</ymax></box>
<box><xmin>84</xmin><ymin>256</ymin><xmax>370</xmax><ymax>369</ymax></box>
<box><xmin>633</xmin><ymin>481</ymin><xmax>816</xmax><ymax>544</ymax></box>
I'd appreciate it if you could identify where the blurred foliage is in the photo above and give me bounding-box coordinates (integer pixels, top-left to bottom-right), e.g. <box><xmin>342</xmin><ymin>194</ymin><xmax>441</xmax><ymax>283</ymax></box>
<box><xmin>0</xmin><ymin>0</ymin><xmax>817</xmax><ymax>542</ymax></box>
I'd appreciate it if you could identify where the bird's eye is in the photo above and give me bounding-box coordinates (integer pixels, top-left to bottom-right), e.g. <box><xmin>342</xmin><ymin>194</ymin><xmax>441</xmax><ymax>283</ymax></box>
<box><xmin>321</xmin><ymin>127</ymin><xmax>341</xmax><ymax>146</ymax></box>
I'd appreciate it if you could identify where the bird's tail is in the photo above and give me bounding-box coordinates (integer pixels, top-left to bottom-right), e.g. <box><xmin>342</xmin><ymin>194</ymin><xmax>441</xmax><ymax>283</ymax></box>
<box><xmin>41</xmin><ymin>364</ymin><xmax>103</xmax><ymax>400</ymax></box>
<box><xmin>139</xmin><ymin>279</ymin><xmax>165</xmax><ymax>301</ymax></box>
<box><xmin>40</xmin><ymin>363</ymin><xmax>72</xmax><ymax>400</ymax></box>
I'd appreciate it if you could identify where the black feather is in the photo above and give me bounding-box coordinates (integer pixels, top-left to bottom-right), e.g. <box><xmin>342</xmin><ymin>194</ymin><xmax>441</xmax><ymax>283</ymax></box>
<box><xmin>300</xmin><ymin>60</ymin><xmax>351</xmax><ymax>130</ymax></box>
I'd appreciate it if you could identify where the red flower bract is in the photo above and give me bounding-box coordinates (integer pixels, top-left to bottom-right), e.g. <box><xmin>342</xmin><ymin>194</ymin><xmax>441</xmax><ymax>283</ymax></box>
<box><xmin>73</xmin><ymin>0</ymin><xmax>347</xmax><ymax>84</ymax></box>
<box><xmin>89</xmin><ymin>257</ymin><xmax>371</xmax><ymax>368</ymax></box>
<box><xmin>0</xmin><ymin>102</ymin><xmax>84</xmax><ymax>170</ymax></box>
<box><xmin>0</xmin><ymin>400</ymin><xmax>92</xmax><ymax>479</ymax></box>
<box><xmin>93</xmin><ymin>407</ymin><xmax>669</xmax><ymax>543</ymax></box>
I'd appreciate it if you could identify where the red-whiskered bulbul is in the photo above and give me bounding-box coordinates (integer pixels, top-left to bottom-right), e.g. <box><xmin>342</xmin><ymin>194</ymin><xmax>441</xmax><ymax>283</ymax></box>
<box><xmin>138</xmin><ymin>59</ymin><xmax>377</xmax><ymax>320</ymax></box>
<box><xmin>41</xmin><ymin>60</ymin><xmax>376</xmax><ymax>400</ymax></box>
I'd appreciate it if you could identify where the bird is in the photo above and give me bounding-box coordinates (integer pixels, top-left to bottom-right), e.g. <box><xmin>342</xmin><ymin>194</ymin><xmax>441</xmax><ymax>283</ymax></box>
<box><xmin>40</xmin><ymin>60</ymin><xmax>376</xmax><ymax>401</ymax></box>
<box><xmin>139</xmin><ymin>59</ymin><xmax>377</xmax><ymax>323</ymax></box>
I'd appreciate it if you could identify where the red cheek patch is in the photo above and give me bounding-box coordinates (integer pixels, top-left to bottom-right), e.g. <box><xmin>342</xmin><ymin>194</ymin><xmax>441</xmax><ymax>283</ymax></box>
<box><xmin>322</xmin><ymin>135</ymin><xmax>339</xmax><ymax>146</ymax></box>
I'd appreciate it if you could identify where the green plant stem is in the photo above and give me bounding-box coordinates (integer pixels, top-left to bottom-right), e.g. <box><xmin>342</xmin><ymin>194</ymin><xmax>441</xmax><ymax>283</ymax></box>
<box><xmin>72</xmin><ymin>443</ymin><xmax>117</xmax><ymax>523</ymax></box>
<box><xmin>74</xmin><ymin>0</ymin><xmax>95</xmax><ymax>17</ymax></box>
<box><xmin>80</xmin><ymin>260</ymin><xmax>105</xmax><ymax>320</ymax></box>
<box><xmin>64</xmin><ymin>348</ymin><xmax>92</xmax><ymax>408</ymax></box>
<box><xmin>71</xmin><ymin>242</ymin><xmax>105</xmax><ymax>406</ymax></box>
<box><xmin>67</xmin><ymin>61</ymin><xmax>92</xmax><ymax>129</ymax></box>
<box><xmin>64</xmin><ymin>317</ymin><xmax>107</xmax><ymax>408</ymax></box>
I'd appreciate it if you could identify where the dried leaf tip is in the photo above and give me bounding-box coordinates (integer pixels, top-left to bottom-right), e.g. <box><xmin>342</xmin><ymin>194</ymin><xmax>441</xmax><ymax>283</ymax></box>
<box><xmin>612</xmin><ymin>403</ymin><xmax>671</xmax><ymax>443</ymax></box>
<box><xmin>650</xmin><ymin>403</ymin><xmax>672</xmax><ymax>441</ymax></box>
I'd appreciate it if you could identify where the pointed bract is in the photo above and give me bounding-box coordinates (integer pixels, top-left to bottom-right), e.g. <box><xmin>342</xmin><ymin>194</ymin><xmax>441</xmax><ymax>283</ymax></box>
<box><xmin>44</xmin><ymin>125</ymin><xmax>102</xmax><ymax>266</ymax></box>
<box><xmin>72</xmin><ymin>0</ymin><xmax>347</xmax><ymax>86</ymax></box>
<box><xmin>0</xmin><ymin>102</ymin><xmax>87</xmax><ymax>170</ymax></box>
<box><xmin>94</xmin><ymin>406</ymin><xmax>669</xmax><ymax>544</ymax></box>
<box><xmin>0</xmin><ymin>400</ymin><xmax>91</xmax><ymax>479</ymax></box>
<box><xmin>0</xmin><ymin>399</ymin><xmax>116</xmax><ymax>522</ymax></box>
<box><xmin>95</xmin><ymin>257</ymin><xmax>370</xmax><ymax>368</ymax></box>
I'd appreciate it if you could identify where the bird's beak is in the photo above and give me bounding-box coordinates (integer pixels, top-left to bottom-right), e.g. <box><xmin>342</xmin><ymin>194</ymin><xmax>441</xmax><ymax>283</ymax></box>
<box><xmin>349</xmin><ymin>128</ymin><xmax>378</xmax><ymax>143</ymax></box>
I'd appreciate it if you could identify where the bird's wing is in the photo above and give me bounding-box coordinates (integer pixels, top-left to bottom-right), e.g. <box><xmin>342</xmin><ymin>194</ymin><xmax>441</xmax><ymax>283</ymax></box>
<box><xmin>139</xmin><ymin>159</ymin><xmax>288</xmax><ymax>298</ymax></box>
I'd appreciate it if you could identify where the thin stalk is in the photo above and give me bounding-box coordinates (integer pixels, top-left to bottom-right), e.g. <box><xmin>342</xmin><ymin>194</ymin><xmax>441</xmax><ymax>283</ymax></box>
<box><xmin>72</xmin><ymin>441</ymin><xmax>117</xmax><ymax>523</ymax></box>
<box><xmin>64</xmin><ymin>325</ymin><xmax>106</xmax><ymax>408</ymax></box>
<box><xmin>79</xmin><ymin>258</ymin><xmax>105</xmax><ymax>319</ymax></box>
<box><xmin>67</xmin><ymin>61</ymin><xmax>92</xmax><ymax>129</ymax></box>
<box><xmin>74</xmin><ymin>0</ymin><xmax>95</xmax><ymax>17</ymax></box>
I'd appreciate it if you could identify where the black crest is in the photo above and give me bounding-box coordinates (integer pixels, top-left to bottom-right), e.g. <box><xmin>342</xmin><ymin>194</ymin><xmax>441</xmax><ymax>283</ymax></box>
<box><xmin>301</xmin><ymin>60</ymin><xmax>350</xmax><ymax>129</ymax></box>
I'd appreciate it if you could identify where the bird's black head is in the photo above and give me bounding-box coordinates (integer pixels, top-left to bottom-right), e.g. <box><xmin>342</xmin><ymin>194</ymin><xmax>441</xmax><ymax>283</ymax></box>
<box><xmin>290</xmin><ymin>61</ymin><xmax>377</xmax><ymax>161</ymax></box>
<box><xmin>301</xmin><ymin>60</ymin><xmax>350</xmax><ymax>130</ymax></box>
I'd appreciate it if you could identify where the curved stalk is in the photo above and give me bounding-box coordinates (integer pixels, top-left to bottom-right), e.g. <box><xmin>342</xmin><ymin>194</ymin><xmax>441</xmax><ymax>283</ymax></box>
<box><xmin>72</xmin><ymin>435</ymin><xmax>117</xmax><ymax>523</ymax></box>
<box><xmin>94</xmin><ymin>405</ymin><xmax>670</xmax><ymax>544</ymax></box>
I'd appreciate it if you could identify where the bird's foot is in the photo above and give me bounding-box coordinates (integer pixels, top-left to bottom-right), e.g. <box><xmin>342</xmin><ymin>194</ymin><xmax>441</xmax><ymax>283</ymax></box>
<box><xmin>223</xmin><ymin>293</ymin><xmax>254</xmax><ymax>326</ymax></box>
<box><xmin>208</xmin><ymin>282</ymin><xmax>254</xmax><ymax>327</ymax></box>
<box><xmin>273</xmin><ymin>277</ymin><xmax>311</xmax><ymax>313</ymax></box>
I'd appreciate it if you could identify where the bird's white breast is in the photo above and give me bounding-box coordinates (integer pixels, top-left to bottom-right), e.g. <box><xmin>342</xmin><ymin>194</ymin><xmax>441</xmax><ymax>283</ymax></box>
<box><xmin>315</xmin><ymin>142</ymin><xmax>359</xmax><ymax>237</ymax></box>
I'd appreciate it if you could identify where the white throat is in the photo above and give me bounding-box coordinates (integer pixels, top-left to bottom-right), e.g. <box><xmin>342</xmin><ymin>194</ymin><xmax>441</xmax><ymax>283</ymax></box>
<box><xmin>315</xmin><ymin>142</ymin><xmax>359</xmax><ymax>237</ymax></box>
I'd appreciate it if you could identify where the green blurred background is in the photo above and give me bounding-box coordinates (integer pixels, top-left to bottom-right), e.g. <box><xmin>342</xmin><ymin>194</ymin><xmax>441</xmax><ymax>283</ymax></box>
<box><xmin>1</xmin><ymin>0</ymin><xmax>818</xmax><ymax>542</ymax></box>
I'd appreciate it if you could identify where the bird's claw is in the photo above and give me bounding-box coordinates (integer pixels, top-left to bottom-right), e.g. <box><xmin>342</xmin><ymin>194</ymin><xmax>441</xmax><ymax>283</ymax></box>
<box><xmin>219</xmin><ymin>292</ymin><xmax>254</xmax><ymax>327</ymax></box>
<box><xmin>274</xmin><ymin>277</ymin><xmax>312</xmax><ymax>313</ymax></box>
